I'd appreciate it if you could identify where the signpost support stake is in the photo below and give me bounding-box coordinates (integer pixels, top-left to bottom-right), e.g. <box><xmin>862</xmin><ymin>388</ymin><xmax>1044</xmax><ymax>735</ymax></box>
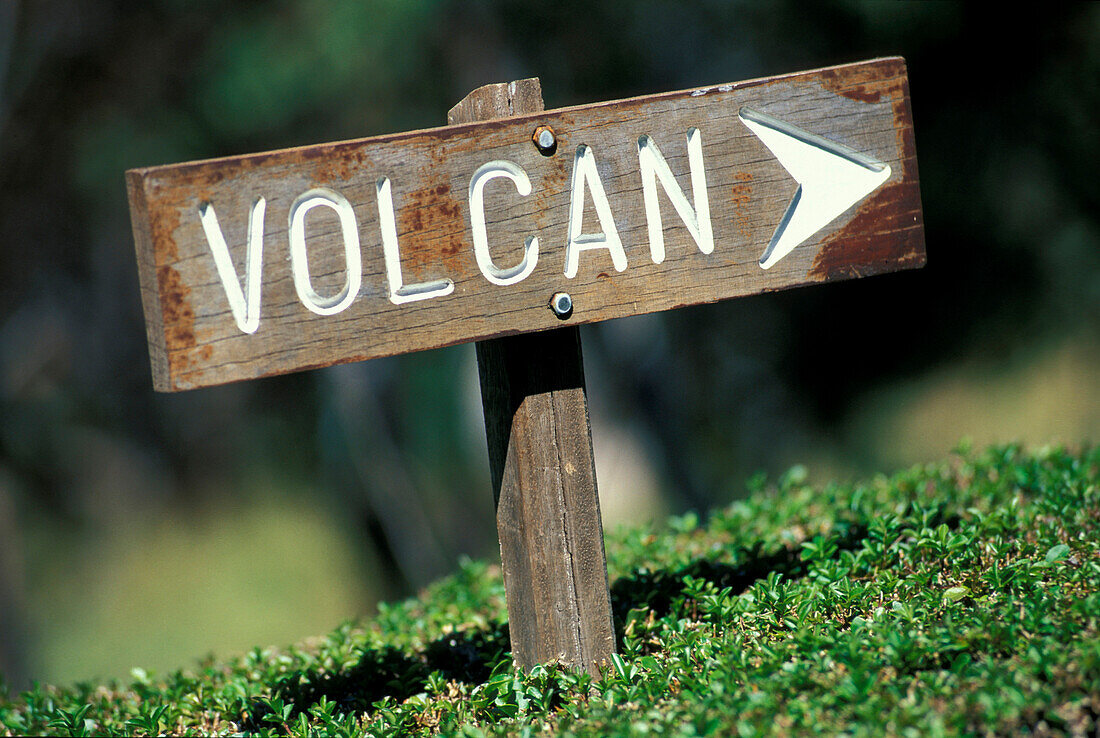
<box><xmin>449</xmin><ymin>78</ymin><xmax>617</xmax><ymax>677</ymax></box>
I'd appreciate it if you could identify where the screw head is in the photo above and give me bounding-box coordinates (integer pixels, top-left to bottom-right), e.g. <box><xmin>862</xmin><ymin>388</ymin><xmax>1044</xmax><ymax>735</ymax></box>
<box><xmin>550</xmin><ymin>292</ymin><xmax>573</xmax><ymax>318</ymax></box>
<box><xmin>532</xmin><ymin>125</ymin><xmax>557</xmax><ymax>156</ymax></box>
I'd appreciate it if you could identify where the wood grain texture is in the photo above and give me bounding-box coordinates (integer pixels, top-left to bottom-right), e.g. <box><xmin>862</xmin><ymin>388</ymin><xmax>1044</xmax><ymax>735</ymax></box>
<box><xmin>477</xmin><ymin>328</ymin><xmax>615</xmax><ymax>675</ymax></box>
<box><xmin>127</xmin><ymin>57</ymin><xmax>924</xmax><ymax>391</ymax></box>
<box><xmin>457</xmin><ymin>79</ymin><xmax>615</xmax><ymax>676</ymax></box>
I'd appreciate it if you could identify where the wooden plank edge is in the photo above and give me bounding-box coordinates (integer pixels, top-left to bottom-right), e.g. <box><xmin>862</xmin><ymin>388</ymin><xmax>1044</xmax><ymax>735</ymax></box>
<box><xmin>126</xmin><ymin>170</ymin><xmax>171</xmax><ymax>392</ymax></box>
<box><xmin>124</xmin><ymin>57</ymin><xmax>909</xmax><ymax>178</ymax></box>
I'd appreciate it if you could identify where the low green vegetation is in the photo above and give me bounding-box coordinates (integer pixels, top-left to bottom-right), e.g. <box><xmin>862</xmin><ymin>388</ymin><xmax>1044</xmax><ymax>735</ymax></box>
<box><xmin>2</xmin><ymin>444</ymin><xmax>1098</xmax><ymax>736</ymax></box>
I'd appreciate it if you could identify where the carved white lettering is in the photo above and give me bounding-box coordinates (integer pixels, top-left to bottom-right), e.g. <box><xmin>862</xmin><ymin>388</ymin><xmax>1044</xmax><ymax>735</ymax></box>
<box><xmin>637</xmin><ymin>128</ymin><xmax>713</xmax><ymax>264</ymax></box>
<box><xmin>288</xmin><ymin>188</ymin><xmax>361</xmax><ymax>316</ymax></box>
<box><xmin>378</xmin><ymin>177</ymin><xmax>455</xmax><ymax>304</ymax></box>
<box><xmin>198</xmin><ymin>130</ymin><xmax>721</xmax><ymax>328</ymax></box>
<box><xmin>199</xmin><ymin>198</ymin><xmax>266</xmax><ymax>334</ymax></box>
<box><xmin>469</xmin><ymin>160</ymin><xmax>539</xmax><ymax>286</ymax></box>
<box><xmin>564</xmin><ymin>145</ymin><xmax>627</xmax><ymax>279</ymax></box>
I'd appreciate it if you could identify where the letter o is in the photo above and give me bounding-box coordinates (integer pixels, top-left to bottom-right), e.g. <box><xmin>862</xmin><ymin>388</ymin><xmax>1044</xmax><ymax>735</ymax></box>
<box><xmin>288</xmin><ymin>187</ymin><xmax>362</xmax><ymax>316</ymax></box>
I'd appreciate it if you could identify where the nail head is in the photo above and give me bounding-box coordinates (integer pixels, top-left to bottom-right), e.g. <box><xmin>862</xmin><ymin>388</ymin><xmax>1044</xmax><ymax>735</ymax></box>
<box><xmin>533</xmin><ymin>125</ymin><xmax>557</xmax><ymax>156</ymax></box>
<box><xmin>550</xmin><ymin>292</ymin><xmax>573</xmax><ymax>317</ymax></box>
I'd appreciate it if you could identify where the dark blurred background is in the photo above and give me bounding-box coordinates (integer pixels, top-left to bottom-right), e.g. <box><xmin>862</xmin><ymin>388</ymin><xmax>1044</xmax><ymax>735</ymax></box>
<box><xmin>0</xmin><ymin>0</ymin><xmax>1096</xmax><ymax>690</ymax></box>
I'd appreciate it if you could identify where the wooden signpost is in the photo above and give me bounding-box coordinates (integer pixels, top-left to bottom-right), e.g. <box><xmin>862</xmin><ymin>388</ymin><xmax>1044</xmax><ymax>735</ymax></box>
<box><xmin>127</xmin><ymin>57</ymin><xmax>924</xmax><ymax>676</ymax></box>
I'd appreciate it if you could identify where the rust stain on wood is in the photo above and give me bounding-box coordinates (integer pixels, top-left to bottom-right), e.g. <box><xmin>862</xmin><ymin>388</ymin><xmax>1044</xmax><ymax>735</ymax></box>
<box><xmin>401</xmin><ymin>183</ymin><xmax>462</xmax><ymax>233</ymax></box>
<box><xmin>312</xmin><ymin>149</ymin><xmax>366</xmax><ymax>182</ymax></box>
<box><xmin>157</xmin><ymin>262</ymin><xmax>204</xmax><ymax>385</ymax></box>
<box><xmin>809</xmin><ymin>180</ymin><xmax>925</xmax><ymax>281</ymax></box>
<box><xmin>396</xmin><ymin>181</ymin><xmax>471</xmax><ymax>275</ymax></box>
<box><xmin>156</xmin><ymin>266</ymin><xmax>195</xmax><ymax>349</ymax></box>
<box><xmin>731</xmin><ymin>171</ymin><xmax>754</xmax><ymax>239</ymax></box>
<box><xmin>148</xmin><ymin>195</ymin><xmax>183</xmax><ymax>265</ymax></box>
<box><xmin>892</xmin><ymin>75</ymin><xmax>919</xmax><ymax>163</ymax></box>
<box><xmin>825</xmin><ymin>81</ymin><xmax>883</xmax><ymax>104</ymax></box>
<box><xmin>816</xmin><ymin>57</ymin><xmax>906</xmax><ymax>104</ymax></box>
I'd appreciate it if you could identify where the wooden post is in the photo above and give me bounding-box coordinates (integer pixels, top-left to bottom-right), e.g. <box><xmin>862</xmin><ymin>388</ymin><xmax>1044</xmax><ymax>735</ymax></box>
<box><xmin>448</xmin><ymin>79</ymin><xmax>616</xmax><ymax>676</ymax></box>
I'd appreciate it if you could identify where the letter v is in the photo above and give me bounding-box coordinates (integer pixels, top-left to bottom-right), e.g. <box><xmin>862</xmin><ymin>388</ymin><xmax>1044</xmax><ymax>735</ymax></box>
<box><xmin>199</xmin><ymin>198</ymin><xmax>265</xmax><ymax>334</ymax></box>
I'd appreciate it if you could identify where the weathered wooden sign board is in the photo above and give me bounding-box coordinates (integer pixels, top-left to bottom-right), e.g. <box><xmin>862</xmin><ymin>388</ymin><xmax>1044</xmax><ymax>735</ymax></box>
<box><xmin>128</xmin><ymin>57</ymin><xmax>922</xmax><ymax>393</ymax></box>
<box><xmin>127</xmin><ymin>57</ymin><xmax>924</xmax><ymax>677</ymax></box>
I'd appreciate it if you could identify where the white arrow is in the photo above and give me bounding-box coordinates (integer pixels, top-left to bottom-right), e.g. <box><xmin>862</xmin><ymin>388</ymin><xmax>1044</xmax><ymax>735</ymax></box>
<box><xmin>739</xmin><ymin>107</ymin><xmax>891</xmax><ymax>270</ymax></box>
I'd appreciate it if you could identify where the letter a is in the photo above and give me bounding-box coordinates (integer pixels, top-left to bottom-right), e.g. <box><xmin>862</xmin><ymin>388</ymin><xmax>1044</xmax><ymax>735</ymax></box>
<box><xmin>564</xmin><ymin>145</ymin><xmax>627</xmax><ymax>279</ymax></box>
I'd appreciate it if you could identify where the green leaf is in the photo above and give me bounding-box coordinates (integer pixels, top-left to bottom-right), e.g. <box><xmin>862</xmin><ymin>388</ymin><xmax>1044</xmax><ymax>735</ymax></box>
<box><xmin>944</xmin><ymin>586</ymin><xmax>970</xmax><ymax>602</ymax></box>
<box><xmin>1045</xmin><ymin>544</ymin><xmax>1071</xmax><ymax>563</ymax></box>
<box><xmin>610</xmin><ymin>652</ymin><xmax>630</xmax><ymax>681</ymax></box>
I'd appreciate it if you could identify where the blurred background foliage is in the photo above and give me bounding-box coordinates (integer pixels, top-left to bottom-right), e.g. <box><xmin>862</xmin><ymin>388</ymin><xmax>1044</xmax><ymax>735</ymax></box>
<box><xmin>0</xmin><ymin>0</ymin><xmax>1097</xmax><ymax>689</ymax></box>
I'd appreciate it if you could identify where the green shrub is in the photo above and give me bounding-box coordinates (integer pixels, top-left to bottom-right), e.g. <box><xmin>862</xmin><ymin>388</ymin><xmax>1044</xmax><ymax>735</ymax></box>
<box><xmin>2</xmin><ymin>444</ymin><xmax>1098</xmax><ymax>736</ymax></box>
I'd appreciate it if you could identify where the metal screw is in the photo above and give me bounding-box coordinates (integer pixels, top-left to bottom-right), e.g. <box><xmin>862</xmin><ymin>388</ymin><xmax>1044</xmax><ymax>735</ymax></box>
<box><xmin>532</xmin><ymin>125</ymin><xmax>557</xmax><ymax>156</ymax></box>
<box><xmin>550</xmin><ymin>292</ymin><xmax>573</xmax><ymax>318</ymax></box>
